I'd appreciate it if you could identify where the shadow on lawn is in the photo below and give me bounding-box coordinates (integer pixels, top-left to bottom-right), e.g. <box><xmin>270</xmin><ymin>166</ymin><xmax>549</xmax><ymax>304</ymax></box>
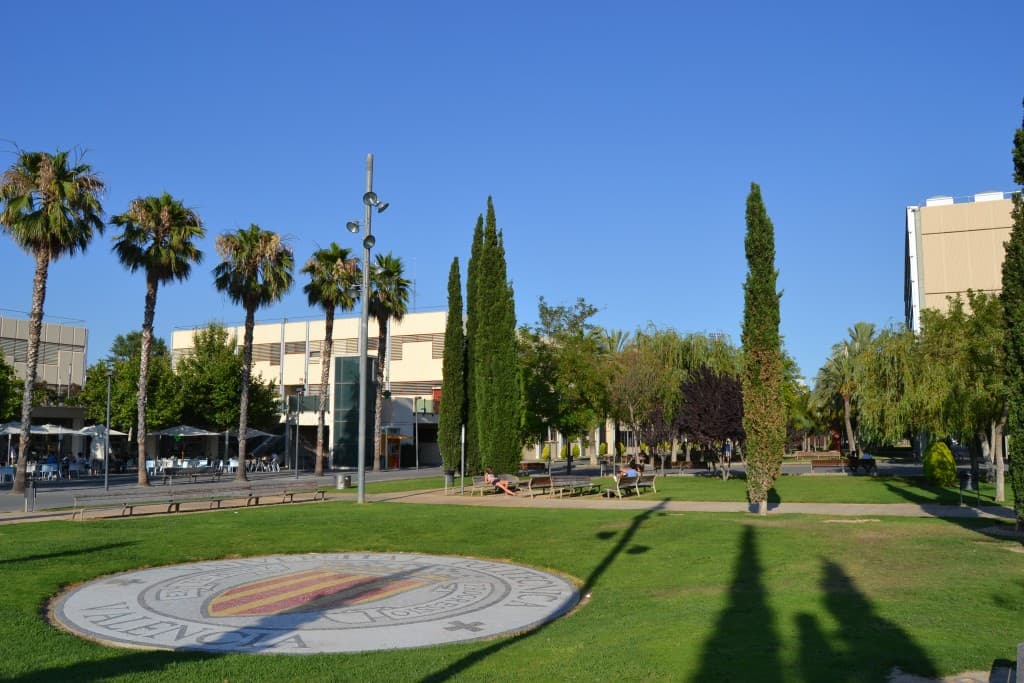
<box><xmin>418</xmin><ymin>501</ymin><xmax>667</xmax><ymax>683</ymax></box>
<box><xmin>9</xmin><ymin>649</ymin><xmax>218</xmax><ymax>682</ymax></box>
<box><xmin>882</xmin><ymin>478</ymin><xmax>1020</xmax><ymax>542</ymax></box>
<box><xmin>0</xmin><ymin>541</ymin><xmax>137</xmax><ymax>567</ymax></box>
<box><xmin>690</xmin><ymin>528</ymin><xmax>939</xmax><ymax>682</ymax></box>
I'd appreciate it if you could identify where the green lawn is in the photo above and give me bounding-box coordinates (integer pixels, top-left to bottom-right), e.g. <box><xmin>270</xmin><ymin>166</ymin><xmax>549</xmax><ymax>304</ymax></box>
<box><xmin>0</xmin><ymin>500</ymin><xmax>1020</xmax><ymax>682</ymax></box>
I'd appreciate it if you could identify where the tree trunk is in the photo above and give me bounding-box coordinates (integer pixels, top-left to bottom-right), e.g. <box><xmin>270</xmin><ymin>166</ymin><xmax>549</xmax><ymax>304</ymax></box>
<box><xmin>12</xmin><ymin>251</ymin><xmax>49</xmax><ymax>495</ymax></box>
<box><xmin>842</xmin><ymin>393</ymin><xmax>856</xmax><ymax>456</ymax></box>
<box><xmin>315</xmin><ymin>309</ymin><xmax>334</xmax><ymax>477</ymax></box>
<box><xmin>756</xmin><ymin>499</ymin><xmax>767</xmax><ymax>515</ymax></box>
<box><xmin>136</xmin><ymin>278</ymin><xmax>159</xmax><ymax>487</ymax></box>
<box><xmin>373</xmin><ymin>321</ymin><xmax>387</xmax><ymax>472</ymax></box>
<box><xmin>235</xmin><ymin>307</ymin><xmax>255</xmax><ymax>482</ymax></box>
<box><xmin>994</xmin><ymin>416</ymin><xmax>1007</xmax><ymax>503</ymax></box>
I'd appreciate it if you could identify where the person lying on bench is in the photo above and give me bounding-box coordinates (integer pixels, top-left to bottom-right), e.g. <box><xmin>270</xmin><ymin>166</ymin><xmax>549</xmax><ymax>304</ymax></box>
<box><xmin>484</xmin><ymin>467</ymin><xmax>516</xmax><ymax>496</ymax></box>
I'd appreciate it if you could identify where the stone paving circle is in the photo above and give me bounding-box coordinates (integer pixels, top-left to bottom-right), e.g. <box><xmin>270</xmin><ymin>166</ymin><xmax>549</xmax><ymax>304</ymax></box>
<box><xmin>51</xmin><ymin>552</ymin><xmax>580</xmax><ymax>654</ymax></box>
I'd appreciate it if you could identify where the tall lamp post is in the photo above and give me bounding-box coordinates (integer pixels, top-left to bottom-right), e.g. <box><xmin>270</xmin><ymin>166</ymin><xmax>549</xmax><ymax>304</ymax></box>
<box><xmin>347</xmin><ymin>153</ymin><xmax>388</xmax><ymax>504</ymax></box>
<box><xmin>294</xmin><ymin>388</ymin><xmax>303</xmax><ymax>479</ymax></box>
<box><xmin>104</xmin><ymin>364</ymin><xmax>112</xmax><ymax>492</ymax></box>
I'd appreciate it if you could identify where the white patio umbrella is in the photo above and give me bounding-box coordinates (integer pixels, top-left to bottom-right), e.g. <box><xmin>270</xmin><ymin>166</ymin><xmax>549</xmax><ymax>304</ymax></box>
<box><xmin>1</xmin><ymin>422</ymin><xmax>44</xmax><ymax>463</ymax></box>
<box><xmin>77</xmin><ymin>425</ymin><xmax>128</xmax><ymax>437</ymax></box>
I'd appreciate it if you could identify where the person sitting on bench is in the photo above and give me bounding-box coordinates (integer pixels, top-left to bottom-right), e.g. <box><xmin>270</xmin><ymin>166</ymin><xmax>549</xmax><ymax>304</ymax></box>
<box><xmin>619</xmin><ymin>462</ymin><xmax>638</xmax><ymax>478</ymax></box>
<box><xmin>484</xmin><ymin>467</ymin><xmax>516</xmax><ymax>496</ymax></box>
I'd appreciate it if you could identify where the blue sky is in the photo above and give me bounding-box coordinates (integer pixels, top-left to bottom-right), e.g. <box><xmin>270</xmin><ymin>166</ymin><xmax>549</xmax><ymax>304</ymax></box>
<box><xmin>2</xmin><ymin>1</ymin><xmax>1021</xmax><ymax>383</ymax></box>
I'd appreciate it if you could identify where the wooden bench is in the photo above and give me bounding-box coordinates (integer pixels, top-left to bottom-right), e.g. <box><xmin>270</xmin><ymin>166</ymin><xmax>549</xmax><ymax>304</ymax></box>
<box><xmin>161</xmin><ymin>466</ymin><xmax>224</xmax><ymax>485</ymax></box>
<box><xmin>810</xmin><ymin>459</ymin><xmax>848</xmax><ymax>472</ymax></box>
<box><xmin>469</xmin><ymin>474</ymin><xmax>520</xmax><ymax>495</ymax></box>
<box><xmin>519</xmin><ymin>461</ymin><xmax>548</xmax><ymax>475</ymax></box>
<box><xmin>72</xmin><ymin>484</ymin><xmax>327</xmax><ymax>520</ymax></box>
<box><xmin>847</xmin><ymin>457</ymin><xmax>877</xmax><ymax>474</ymax></box>
<box><xmin>72</xmin><ymin>486</ymin><xmax>257</xmax><ymax>520</ymax></box>
<box><xmin>636</xmin><ymin>473</ymin><xmax>657</xmax><ymax>493</ymax></box>
<box><xmin>551</xmin><ymin>475</ymin><xmax>602</xmax><ymax>496</ymax></box>
<box><xmin>521</xmin><ymin>475</ymin><xmax>565</xmax><ymax>497</ymax></box>
<box><xmin>604</xmin><ymin>475</ymin><xmax>639</xmax><ymax>499</ymax></box>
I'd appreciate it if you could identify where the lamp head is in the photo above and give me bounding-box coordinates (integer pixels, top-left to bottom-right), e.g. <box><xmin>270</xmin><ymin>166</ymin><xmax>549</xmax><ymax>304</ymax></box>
<box><xmin>363</xmin><ymin>234</ymin><xmax>376</xmax><ymax>249</ymax></box>
<box><xmin>362</xmin><ymin>191</ymin><xmax>378</xmax><ymax>207</ymax></box>
<box><xmin>376</xmin><ymin>201</ymin><xmax>389</xmax><ymax>213</ymax></box>
<box><xmin>346</xmin><ymin>221</ymin><xmax>360</xmax><ymax>234</ymax></box>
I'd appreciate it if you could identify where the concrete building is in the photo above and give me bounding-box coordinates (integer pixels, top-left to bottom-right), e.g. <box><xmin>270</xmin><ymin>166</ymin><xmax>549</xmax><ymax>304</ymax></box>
<box><xmin>0</xmin><ymin>315</ymin><xmax>88</xmax><ymax>391</ymax></box>
<box><xmin>170</xmin><ymin>310</ymin><xmax>445</xmax><ymax>469</ymax></box>
<box><xmin>905</xmin><ymin>191</ymin><xmax>1015</xmax><ymax>332</ymax></box>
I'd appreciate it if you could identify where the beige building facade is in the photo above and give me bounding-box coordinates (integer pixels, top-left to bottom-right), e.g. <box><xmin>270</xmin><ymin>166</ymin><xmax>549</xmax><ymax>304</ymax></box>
<box><xmin>170</xmin><ymin>310</ymin><xmax>446</xmax><ymax>467</ymax></box>
<box><xmin>905</xmin><ymin>191</ymin><xmax>1014</xmax><ymax>332</ymax></box>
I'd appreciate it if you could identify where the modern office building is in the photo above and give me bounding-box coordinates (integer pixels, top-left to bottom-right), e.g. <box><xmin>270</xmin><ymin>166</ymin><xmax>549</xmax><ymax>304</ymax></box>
<box><xmin>905</xmin><ymin>191</ymin><xmax>1015</xmax><ymax>332</ymax></box>
<box><xmin>170</xmin><ymin>310</ymin><xmax>445</xmax><ymax>469</ymax></box>
<box><xmin>0</xmin><ymin>315</ymin><xmax>88</xmax><ymax>391</ymax></box>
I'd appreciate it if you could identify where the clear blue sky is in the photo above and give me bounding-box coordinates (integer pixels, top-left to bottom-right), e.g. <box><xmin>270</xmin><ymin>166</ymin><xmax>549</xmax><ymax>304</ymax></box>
<box><xmin>3</xmin><ymin>1</ymin><xmax>1021</xmax><ymax>384</ymax></box>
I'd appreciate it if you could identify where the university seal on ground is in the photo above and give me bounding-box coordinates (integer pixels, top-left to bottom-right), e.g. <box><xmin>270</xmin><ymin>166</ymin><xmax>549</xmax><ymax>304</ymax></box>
<box><xmin>51</xmin><ymin>553</ymin><xmax>579</xmax><ymax>654</ymax></box>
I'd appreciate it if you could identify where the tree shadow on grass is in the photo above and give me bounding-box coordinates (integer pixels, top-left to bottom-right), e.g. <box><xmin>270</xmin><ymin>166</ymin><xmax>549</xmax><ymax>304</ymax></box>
<box><xmin>10</xmin><ymin>648</ymin><xmax>219</xmax><ymax>682</ymax></box>
<box><xmin>881</xmin><ymin>479</ymin><xmax>1019</xmax><ymax>542</ymax></box>
<box><xmin>0</xmin><ymin>542</ymin><xmax>137</xmax><ymax>567</ymax></box>
<box><xmin>689</xmin><ymin>526</ymin><xmax>782</xmax><ymax>682</ymax></box>
<box><xmin>417</xmin><ymin>501</ymin><xmax>667</xmax><ymax>683</ymax></box>
<box><xmin>819</xmin><ymin>560</ymin><xmax>938</xmax><ymax>681</ymax></box>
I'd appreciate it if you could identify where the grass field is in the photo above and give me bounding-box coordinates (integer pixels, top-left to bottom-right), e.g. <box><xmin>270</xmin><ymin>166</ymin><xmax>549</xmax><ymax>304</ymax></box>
<box><xmin>0</xmin><ymin>494</ymin><xmax>1021</xmax><ymax>682</ymax></box>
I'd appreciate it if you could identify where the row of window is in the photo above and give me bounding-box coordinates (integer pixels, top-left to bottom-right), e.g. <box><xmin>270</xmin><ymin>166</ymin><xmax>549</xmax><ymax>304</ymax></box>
<box><xmin>0</xmin><ymin>337</ymin><xmax>85</xmax><ymax>365</ymax></box>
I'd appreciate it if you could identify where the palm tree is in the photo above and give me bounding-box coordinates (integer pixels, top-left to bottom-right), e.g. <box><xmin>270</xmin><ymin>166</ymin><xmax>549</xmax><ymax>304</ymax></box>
<box><xmin>112</xmin><ymin>193</ymin><xmax>204</xmax><ymax>486</ymax></box>
<box><xmin>369</xmin><ymin>253</ymin><xmax>410</xmax><ymax>471</ymax></box>
<box><xmin>213</xmin><ymin>225</ymin><xmax>294</xmax><ymax>480</ymax></box>
<box><xmin>0</xmin><ymin>149</ymin><xmax>104</xmax><ymax>494</ymax></box>
<box><xmin>813</xmin><ymin>322</ymin><xmax>876</xmax><ymax>456</ymax></box>
<box><xmin>301</xmin><ymin>243</ymin><xmax>358</xmax><ymax>476</ymax></box>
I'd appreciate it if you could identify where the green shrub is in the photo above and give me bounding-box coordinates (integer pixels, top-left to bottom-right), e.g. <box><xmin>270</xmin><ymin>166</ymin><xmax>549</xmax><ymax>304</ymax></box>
<box><xmin>617</xmin><ymin>442</ymin><xmax>626</xmax><ymax>456</ymax></box>
<box><xmin>571</xmin><ymin>443</ymin><xmax>581</xmax><ymax>458</ymax></box>
<box><xmin>560</xmin><ymin>444</ymin><xmax>568</xmax><ymax>459</ymax></box>
<box><xmin>541</xmin><ymin>444</ymin><xmax>551</xmax><ymax>461</ymax></box>
<box><xmin>923</xmin><ymin>442</ymin><xmax>957</xmax><ymax>487</ymax></box>
<box><xmin>599</xmin><ymin>442</ymin><xmax>608</xmax><ymax>456</ymax></box>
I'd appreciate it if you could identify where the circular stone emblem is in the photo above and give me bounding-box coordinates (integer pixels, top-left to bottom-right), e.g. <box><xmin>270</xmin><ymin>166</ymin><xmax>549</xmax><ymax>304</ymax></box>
<box><xmin>52</xmin><ymin>553</ymin><xmax>579</xmax><ymax>654</ymax></box>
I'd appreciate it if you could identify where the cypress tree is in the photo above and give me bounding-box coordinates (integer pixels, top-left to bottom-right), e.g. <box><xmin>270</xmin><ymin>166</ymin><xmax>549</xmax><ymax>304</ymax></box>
<box><xmin>438</xmin><ymin>257</ymin><xmax>466</xmax><ymax>472</ymax></box>
<box><xmin>741</xmin><ymin>182</ymin><xmax>786</xmax><ymax>515</ymax></box>
<box><xmin>1002</xmin><ymin>99</ymin><xmax>1024</xmax><ymax>532</ymax></box>
<box><xmin>474</xmin><ymin>198</ymin><xmax>521</xmax><ymax>473</ymax></box>
<box><xmin>464</xmin><ymin>216</ymin><xmax>484</xmax><ymax>474</ymax></box>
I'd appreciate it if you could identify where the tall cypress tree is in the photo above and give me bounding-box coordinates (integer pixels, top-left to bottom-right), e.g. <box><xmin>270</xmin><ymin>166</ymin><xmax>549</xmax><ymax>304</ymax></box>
<box><xmin>741</xmin><ymin>182</ymin><xmax>786</xmax><ymax>515</ymax></box>
<box><xmin>1002</xmin><ymin>99</ymin><xmax>1024</xmax><ymax>532</ymax></box>
<box><xmin>474</xmin><ymin>198</ymin><xmax>521</xmax><ymax>473</ymax></box>
<box><xmin>438</xmin><ymin>257</ymin><xmax>466</xmax><ymax>472</ymax></box>
<box><xmin>464</xmin><ymin>216</ymin><xmax>484</xmax><ymax>474</ymax></box>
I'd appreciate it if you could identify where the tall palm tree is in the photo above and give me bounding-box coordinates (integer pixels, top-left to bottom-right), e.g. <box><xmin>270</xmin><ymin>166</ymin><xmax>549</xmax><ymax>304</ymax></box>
<box><xmin>813</xmin><ymin>322</ymin><xmax>876</xmax><ymax>456</ymax></box>
<box><xmin>213</xmin><ymin>225</ymin><xmax>293</xmax><ymax>480</ymax></box>
<box><xmin>112</xmin><ymin>193</ymin><xmax>204</xmax><ymax>486</ymax></box>
<box><xmin>369</xmin><ymin>253</ymin><xmax>410</xmax><ymax>471</ymax></box>
<box><xmin>0</xmin><ymin>149</ymin><xmax>104</xmax><ymax>494</ymax></box>
<box><xmin>301</xmin><ymin>243</ymin><xmax>358</xmax><ymax>476</ymax></box>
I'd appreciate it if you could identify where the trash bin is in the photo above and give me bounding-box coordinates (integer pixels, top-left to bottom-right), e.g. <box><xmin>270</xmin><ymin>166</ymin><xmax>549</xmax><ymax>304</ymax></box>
<box><xmin>958</xmin><ymin>470</ymin><xmax>974</xmax><ymax>491</ymax></box>
<box><xmin>443</xmin><ymin>471</ymin><xmax>455</xmax><ymax>487</ymax></box>
<box><xmin>336</xmin><ymin>474</ymin><xmax>352</xmax><ymax>490</ymax></box>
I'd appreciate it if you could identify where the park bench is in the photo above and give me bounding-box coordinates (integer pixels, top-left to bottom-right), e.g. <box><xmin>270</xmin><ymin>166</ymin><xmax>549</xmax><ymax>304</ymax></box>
<box><xmin>519</xmin><ymin>461</ymin><xmax>548</xmax><ymax>475</ymax></box>
<box><xmin>810</xmin><ymin>459</ymin><xmax>848</xmax><ymax>472</ymax></box>
<box><xmin>551</xmin><ymin>475</ymin><xmax>602</xmax><ymax>496</ymax></box>
<box><xmin>636</xmin><ymin>473</ymin><xmax>657</xmax><ymax>493</ymax></box>
<box><xmin>469</xmin><ymin>474</ymin><xmax>520</xmax><ymax>496</ymax></box>
<box><xmin>521</xmin><ymin>475</ymin><xmax>564</xmax><ymax>497</ymax></box>
<box><xmin>846</xmin><ymin>457</ymin><xmax>877</xmax><ymax>475</ymax></box>
<box><xmin>160</xmin><ymin>466</ymin><xmax>224</xmax><ymax>485</ymax></box>
<box><xmin>71</xmin><ymin>483</ymin><xmax>327</xmax><ymax>520</ymax></box>
<box><xmin>603</xmin><ymin>475</ymin><xmax>639</xmax><ymax>499</ymax></box>
<box><xmin>71</xmin><ymin>485</ymin><xmax>257</xmax><ymax>521</ymax></box>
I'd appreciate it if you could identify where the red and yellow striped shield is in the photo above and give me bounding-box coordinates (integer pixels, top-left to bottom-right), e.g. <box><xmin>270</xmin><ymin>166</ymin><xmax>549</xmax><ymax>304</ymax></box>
<box><xmin>207</xmin><ymin>569</ymin><xmax>429</xmax><ymax>617</ymax></box>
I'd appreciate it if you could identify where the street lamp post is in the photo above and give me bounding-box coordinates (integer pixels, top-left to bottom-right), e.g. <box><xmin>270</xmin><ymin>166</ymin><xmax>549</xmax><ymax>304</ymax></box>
<box><xmin>104</xmin><ymin>365</ymin><xmax>112</xmax><ymax>492</ymax></box>
<box><xmin>294</xmin><ymin>388</ymin><xmax>303</xmax><ymax>479</ymax></box>
<box><xmin>347</xmin><ymin>153</ymin><xmax>387</xmax><ymax>505</ymax></box>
